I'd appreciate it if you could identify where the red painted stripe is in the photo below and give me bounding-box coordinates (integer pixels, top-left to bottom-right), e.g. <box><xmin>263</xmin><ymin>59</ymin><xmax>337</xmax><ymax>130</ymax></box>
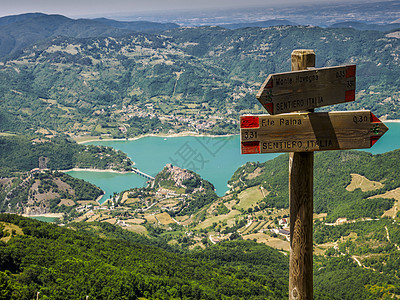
<box><xmin>241</xmin><ymin>141</ymin><xmax>260</xmax><ymax>154</ymax></box>
<box><xmin>346</xmin><ymin>65</ymin><xmax>356</xmax><ymax>78</ymax></box>
<box><xmin>345</xmin><ymin>90</ymin><xmax>355</xmax><ymax>102</ymax></box>
<box><xmin>241</xmin><ymin>116</ymin><xmax>259</xmax><ymax>128</ymax></box>
<box><xmin>264</xmin><ymin>103</ymin><xmax>274</xmax><ymax>115</ymax></box>
<box><xmin>370</xmin><ymin>112</ymin><xmax>381</xmax><ymax>123</ymax></box>
<box><xmin>370</xmin><ymin>136</ymin><xmax>381</xmax><ymax>147</ymax></box>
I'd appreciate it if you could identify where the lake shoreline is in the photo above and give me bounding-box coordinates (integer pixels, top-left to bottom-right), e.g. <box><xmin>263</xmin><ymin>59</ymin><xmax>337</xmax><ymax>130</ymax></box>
<box><xmin>66</xmin><ymin>123</ymin><xmax>400</xmax><ymax>203</ymax></box>
<box><xmin>74</xmin><ymin>132</ymin><xmax>236</xmax><ymax>144</ymax></box>
<box><xmin>61</xmin><ymin>168</ymin><xmax>135</xmax><ymax>174</ymax></box>
<box><xmin>73</xmin><ymin>121</ymin><xmax>399</xmax><ymax>144</ymax></box>
<box><xmin>22</xmin><ymin>213</ymin><xmax>63</xmax><ymax>218</ymax></box>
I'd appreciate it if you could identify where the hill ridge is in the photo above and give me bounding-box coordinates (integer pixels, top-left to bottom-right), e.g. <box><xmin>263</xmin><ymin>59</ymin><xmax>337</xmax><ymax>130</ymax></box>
<box><xmin>0</xmin><ymin>13</ymin><xmax>180</xmax><ymax>58</ymax></box>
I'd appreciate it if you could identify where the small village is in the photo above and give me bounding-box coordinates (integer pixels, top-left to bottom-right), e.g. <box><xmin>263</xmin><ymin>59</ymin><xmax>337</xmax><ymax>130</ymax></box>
<box><xmin>62</xmin><ymin>89</ymin><xmax>243</xmax><ymax>140</ymax></box>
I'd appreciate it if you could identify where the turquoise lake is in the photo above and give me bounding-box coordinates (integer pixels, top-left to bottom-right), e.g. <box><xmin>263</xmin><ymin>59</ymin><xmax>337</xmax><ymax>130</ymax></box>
<box><xmin>67</xmin><ymin>122</ymin><xmax>400</xmax><ymax>204</ymax></box>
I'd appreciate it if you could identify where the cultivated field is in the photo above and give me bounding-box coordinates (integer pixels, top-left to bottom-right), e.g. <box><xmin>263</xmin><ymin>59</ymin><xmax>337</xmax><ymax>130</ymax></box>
<box><xmin>195</xmin><ymin>210</ymin><xmax>241</xmax><ymax>230</ymax></box>
<box><xmin>0</xmin><ymin>222</ymin><xmax>24</xmax><ymax>243</ymax></box>
<box><xmin>346</xmin><ymin>173</ymin><xmax>384</xmax><ymax>192</ymax></box>
<box><xmin>237</xmin><ymin>185</ymin><xmax>264</xmax><ymax>210</ymax></box>
<box><xmin>126</xmin><ymin>224</ymin><xmax>148</xmax><ymax>235</ymax></box>
<box><xmin>243</xmin><ymin>233</ymin><xmax>290</xmax><ymax>251</ymax></box>
<box><xmin>155</xmin><ymin>212</ymin><xmax>175</xmax><ymax>225</ymax></box>
<box><xmin>370</xmin><ymin>187</ymin><xmax>400</xmax><ymax>218</ymax></box>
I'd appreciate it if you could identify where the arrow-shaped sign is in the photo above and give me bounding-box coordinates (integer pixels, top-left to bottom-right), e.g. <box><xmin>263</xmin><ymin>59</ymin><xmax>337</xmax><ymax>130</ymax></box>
<box><xmin>240</xmin><ymin>111</ymin><xmax>388</xmax><ymax>154</ymax></box>
<box><xmin>256</xmin><ymin>65</ymin><xmax>356</xmax><ymax>115</ymax></box>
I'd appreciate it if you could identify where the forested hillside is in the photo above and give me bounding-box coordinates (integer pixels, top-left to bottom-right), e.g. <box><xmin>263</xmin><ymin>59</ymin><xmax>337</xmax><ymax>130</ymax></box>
<box><xmin>0</xmin><ymin>170</ymin><xmax>103</xmax><ymax>215</ymax></box>
<box><xmin>0</xmin><ymin>135</ymin><xmax>134</xmax><ymax>175</ymax></box>
<box><xmin>229</xmin><ymin>149</ymin><xmax>400</xmax><ymax>222</ymax></box>
<box><xmin>0</xmin><ymin>214</ymin><xmax>289</xmax><ymax>299</ymax></box>
<box><xmin>0</xmin><ymin>135</ymin><xmax>134</xmax><ymax>214</ymax></box>
<box><xmin>0</xmin><ymin>214</ymin><xmax>399</xmax><ymax>299</ymax></box>
<box><xmin>0</xmin><ymin>23</ymin><xmax>399</xmax><ymax>139</ymax></box>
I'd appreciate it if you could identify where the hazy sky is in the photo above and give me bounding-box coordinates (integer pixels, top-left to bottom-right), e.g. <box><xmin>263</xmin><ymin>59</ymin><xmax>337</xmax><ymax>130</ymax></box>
<box><xmin>1</xmin><ymin>0</ymin><xmax>349</xmax><ymax>18</ymax></box>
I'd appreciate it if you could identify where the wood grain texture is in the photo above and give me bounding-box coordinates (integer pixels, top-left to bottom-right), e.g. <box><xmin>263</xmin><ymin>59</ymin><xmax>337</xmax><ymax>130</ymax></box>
<box><xmin>289</xmin><ymin>49</ymin><xmax>314</xmax><ymax>300</ymax></box>
<box><xmin>256</xmin><ymin>65</ymin><xmax>356</xmax><ymax>115</ymax></box>
<box><xmin>240</xmin><ymin>111</ymin><xmax>388</xmax><ymax>153</ymax></box>
<box><xmin>289</xmin><ymin>152</ymin><xmax>313</xmax><ymax>300</ymax></box>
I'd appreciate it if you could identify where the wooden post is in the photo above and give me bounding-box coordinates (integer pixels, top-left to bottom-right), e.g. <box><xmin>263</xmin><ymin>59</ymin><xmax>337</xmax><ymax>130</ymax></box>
<box><xmin>289</xmin><ymin>50</ymin><xmax>315</xmax><ymax>300</ymax></box>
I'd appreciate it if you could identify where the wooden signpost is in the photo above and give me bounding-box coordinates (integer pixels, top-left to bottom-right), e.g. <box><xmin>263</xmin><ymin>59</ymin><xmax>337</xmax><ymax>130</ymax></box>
<box><xmin>240</xmin><ymin>49</ymin><xmax>388</xmax><ymax>300</ymax></box>
<box><xmin>256</xmin><ymin>65</ymin><xmax>356</xmax><ymax>115</ymax></box>
<box><xmin>240</xmin><ymin>111</ymin><xmax>388</xmax><ymax>154</ymax></box>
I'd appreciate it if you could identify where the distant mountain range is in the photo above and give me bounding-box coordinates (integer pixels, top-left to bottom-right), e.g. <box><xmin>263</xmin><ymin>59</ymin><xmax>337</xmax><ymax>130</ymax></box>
<box><xmin>2</xmin><ymin>13</ymin><xmax>400</xmax><ymax>59</ymax></box>
<box><xmin>0</xmin><ymin>13</ymin><xmax>179</xmax><ymax>58</ymax></box>
<box><xmin>0</xmin><ymin>12</ymin><xmax>46</xmax><ymax>26</ymax></box>
<box><xmin>92</xmin><ymin>17</ymin><xmax>179</xmax><ymax>32</ymax></box>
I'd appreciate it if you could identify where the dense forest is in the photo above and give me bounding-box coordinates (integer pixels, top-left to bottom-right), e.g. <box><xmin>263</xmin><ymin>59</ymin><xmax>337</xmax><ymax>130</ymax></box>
<box><xmin>0</xmin><ymin>214</ymin><xmax>289</xmax><ymax>299</ymax></box>
<box><xmin>1</xmin><ymin>214</ymin><xmax>399</xmax><ymax>299</ymax></box>
<box><xmin>0</xmin><ymin>135</ymin><xmax>133</xmax><ymax>176</ymax></box>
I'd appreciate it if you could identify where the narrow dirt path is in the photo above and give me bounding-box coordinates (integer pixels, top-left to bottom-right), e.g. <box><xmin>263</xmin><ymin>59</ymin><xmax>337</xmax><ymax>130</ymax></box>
<box><xmin>385</xmin><ymin>225</ymin><xmax>400</xmax><ymax>251</ymax></box>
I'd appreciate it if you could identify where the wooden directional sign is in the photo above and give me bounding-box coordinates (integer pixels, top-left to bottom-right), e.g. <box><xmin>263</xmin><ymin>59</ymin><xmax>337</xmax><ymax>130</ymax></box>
<box><xmin>256</xmin><ymin>65</ymin><xmax>356</xmax><ymax>115</ymax></box>
<box><xmin>240</xmin><ymin>110</ymin><xmax>388</xmax><ymax>154</ymax></box>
